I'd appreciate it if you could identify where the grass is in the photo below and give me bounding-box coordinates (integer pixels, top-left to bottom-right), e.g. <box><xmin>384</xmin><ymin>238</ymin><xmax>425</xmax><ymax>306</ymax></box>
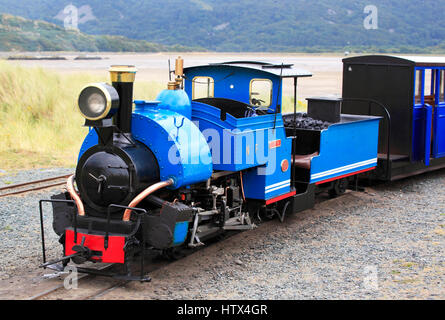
<box><xmin>282</xmin><ymin>96</ymin><xmax>307</xmax><ymax>113</ymax></box>
<box><xmin>401</xmin><ymin>262</ymin><xmax>415</xmax><ymax>269</ymax></box>
<box><xmin>393</xmin><ymin>278</ymin><xmax>418</xmax><ymax>284</ymax></box>
<box><xmin>0</xmin><ymin>61</ymin><xmax>164</xmax><ymax>170</ymax></box>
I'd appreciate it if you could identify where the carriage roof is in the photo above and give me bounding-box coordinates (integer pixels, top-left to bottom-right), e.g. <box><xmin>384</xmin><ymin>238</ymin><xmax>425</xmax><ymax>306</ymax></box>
<box><xmin>343</xmin><ymin>55</ymin><xmax>445</xmax><ymax>67</ymax></box>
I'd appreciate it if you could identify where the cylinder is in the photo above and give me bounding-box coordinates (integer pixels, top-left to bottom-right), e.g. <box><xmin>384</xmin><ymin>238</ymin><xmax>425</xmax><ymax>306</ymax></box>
<box><xmin>109</xmin><ymin>65</ymin><xmax>137</xmax><ymax>133</ymax></box>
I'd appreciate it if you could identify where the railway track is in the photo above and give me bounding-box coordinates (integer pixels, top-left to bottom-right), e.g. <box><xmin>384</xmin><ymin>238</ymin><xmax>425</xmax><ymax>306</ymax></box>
<box><xmin>30</xmin><ymin>276</ymin><xmax>129</xmax><ymax>301</ymax></box>
<box><xmin>28</xmin><ymin>257</ymin><xmax>170</xmax><ymax>300</ymax></box>
<box><xmin>28</xmin><ymin>264</ymin><xmax>116</xmax><ymax>300</ymax></box>
<box><xmin>0</xmin><ymin>175</ymin><xmax>71</xmax><ymax>198</ymax></box>
<box><xmin>27</xmin><ymin>233</ymin><xmax>231</xmax><ymax>300</ymax></box>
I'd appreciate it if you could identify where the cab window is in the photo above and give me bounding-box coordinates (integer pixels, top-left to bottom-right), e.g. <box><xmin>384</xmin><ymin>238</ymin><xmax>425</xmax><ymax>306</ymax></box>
<box><xmin>193</xmin><ymin>77</ymin><xmax>214</xmax><ymax>100</ymax></box>
<box><xmin>250</xmin><ymin>79</ymin><xmax>272</xmax><ymax>108</ymax></box>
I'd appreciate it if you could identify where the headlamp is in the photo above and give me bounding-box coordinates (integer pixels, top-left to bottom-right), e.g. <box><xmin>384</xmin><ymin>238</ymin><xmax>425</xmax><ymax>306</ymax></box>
<box><xmin>78</xmin><ymin>83</ymin><xmax>119</xmax><ymax>121</ymax></box>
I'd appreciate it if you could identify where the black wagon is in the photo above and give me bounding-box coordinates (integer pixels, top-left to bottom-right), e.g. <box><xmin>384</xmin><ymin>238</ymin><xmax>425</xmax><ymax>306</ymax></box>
<box><xmin>342</xmin><ymin>55</ymin><xmax>445</xmax><ymax>181</ymax></box>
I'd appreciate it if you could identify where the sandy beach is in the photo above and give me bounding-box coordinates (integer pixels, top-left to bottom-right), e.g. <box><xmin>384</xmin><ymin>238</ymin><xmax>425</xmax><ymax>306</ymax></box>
<box><xmin>3</xmin><ymin>52</ymin><xmax>345</xmax><ymax>101</ymax></box>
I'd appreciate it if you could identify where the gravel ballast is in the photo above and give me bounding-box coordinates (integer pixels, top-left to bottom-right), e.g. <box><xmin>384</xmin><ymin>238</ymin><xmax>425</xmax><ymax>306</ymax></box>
<box><xmin>0</xmin><ymin>168</ymin><xmax>73</xmax><ymax>280</ymax></box>
<box><xmin>0</xmin><ymin>168</ymin><xmax>444</xmax><ymax>299</ymax></box>
<box><xmin>102</xmin><ymin>170</ymin><xmax>445</xmax><ymax>300</ymax></box>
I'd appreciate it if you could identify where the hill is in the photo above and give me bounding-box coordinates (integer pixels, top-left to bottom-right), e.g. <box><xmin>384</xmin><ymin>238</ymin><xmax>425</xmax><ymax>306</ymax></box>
<box><xmin>1</xmin><ymin>0</ymin><xmax>445</xmax><ymax>52</ymax></box>
<box><xmin>0</xmin><ymin>13</ymin><xmax>199</xmax><ymax>52</ymax></box>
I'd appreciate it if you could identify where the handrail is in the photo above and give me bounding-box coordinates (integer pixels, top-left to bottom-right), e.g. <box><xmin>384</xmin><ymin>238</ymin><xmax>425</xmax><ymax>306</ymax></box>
<box><xmin>106</xmin><ymin>204</ymin><xmax>147</xmax><ymax>249</ymax></box>
<box><xmin>39</xmin><ymin>199</ymin><xmax>77</xmax><ymax>265</ymax></box>
<box><xmin>107</xmin><ymin>204</ymin><xmax>148</xmax><ymax>280</ymax></box>
<box><xmin>342</xmin><ymin>98</ymin><xmax>392</xmax><ymax>180</ymax></box>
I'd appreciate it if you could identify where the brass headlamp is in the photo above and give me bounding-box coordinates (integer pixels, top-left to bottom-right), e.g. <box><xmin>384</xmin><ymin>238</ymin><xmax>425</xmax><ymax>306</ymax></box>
<box><xmin>78</xmin><ymin>83</ymin><xmax>120</xmax><ymax>121</ymax></box>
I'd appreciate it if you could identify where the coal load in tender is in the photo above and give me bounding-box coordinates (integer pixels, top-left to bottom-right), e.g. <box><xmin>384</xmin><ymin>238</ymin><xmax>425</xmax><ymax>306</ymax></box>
<box><xmin>285</xmin><ymin>113</ymin><xmax>331</xmax><ymax>131</ymax></box>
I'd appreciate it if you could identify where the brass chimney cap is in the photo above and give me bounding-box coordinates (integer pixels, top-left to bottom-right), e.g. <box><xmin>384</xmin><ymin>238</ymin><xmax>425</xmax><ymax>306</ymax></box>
<box><xmin>109</xmin><ymin>65</ymin><xmax>137</xmax><ymax>83</ymax></box>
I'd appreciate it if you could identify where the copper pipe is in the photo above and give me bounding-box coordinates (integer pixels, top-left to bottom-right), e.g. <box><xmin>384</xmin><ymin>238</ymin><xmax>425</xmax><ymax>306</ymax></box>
<box><xmin>67</xmin><ymin>175</ymin><xmax>85</xmax><ymax>216</ymax></box>
<box><xmin>123</xmin><ymin>179</ymin><xmax>174</xmax><ymax>222</ymax></box>
<box><xmin>175</xmin><ymin>56</ymin><xmax>184</xmax><ymax>78</ymax></box>
<box><xmin>240</xmin><ymin>172</ymin><xmax>246</xmax><ymax>203</ymax></box>
<box><xmin>175</xmin><ymin>57</ymin><xmax>184</xmax><ymax>88</ymax></box>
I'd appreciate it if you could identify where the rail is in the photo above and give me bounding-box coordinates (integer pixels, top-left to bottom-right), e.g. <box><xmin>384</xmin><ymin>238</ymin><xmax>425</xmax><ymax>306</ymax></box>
<box><xmin>0</xmin><ymin>175</ymin><xmax>71</xmax><ymax>198</ymax></box>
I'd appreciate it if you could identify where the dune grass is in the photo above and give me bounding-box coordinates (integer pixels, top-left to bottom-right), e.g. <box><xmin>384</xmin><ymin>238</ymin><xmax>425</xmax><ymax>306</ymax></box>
<box><xmin>282</xmin><ymin>96</ymin><xmax>308</xmax><ymax>114</ymax></box>
<box><xmin>0</xmin><ymin>61</ymin><xmax>163</xmax><ymax>170</ymax></box>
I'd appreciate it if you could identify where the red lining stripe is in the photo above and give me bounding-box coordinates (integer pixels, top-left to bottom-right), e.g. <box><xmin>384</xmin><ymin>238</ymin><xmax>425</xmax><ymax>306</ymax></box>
<box><xmin>269</xmin><ymin>140</ymin><xmax>282</xmax><ymax>149</ymax></box>
<box><xmin>265</xmin><ymin>190</ymin><xmax>297</xmax><ymax>205</ymax></box>
<box><xmin>315</xmin><ymin>167</ymin><xmax>376</xmax><ymax>185</ymax></box>
<box><xmin>263</xmin><ymin>167</ymin><xmax>376</xmax><ymax>205</ymax></box>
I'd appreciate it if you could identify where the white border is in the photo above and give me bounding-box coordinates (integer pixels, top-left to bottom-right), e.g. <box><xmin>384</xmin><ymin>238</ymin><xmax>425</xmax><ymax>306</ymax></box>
<box><xmin>311</xmin><ymin>158</ymin><xmax>377</xmax><ymax>181</ymax></box>
<box><xmin>265</xmin><ymin>180</ymin><xmax>291</xmax><ymax>194</ymax></box>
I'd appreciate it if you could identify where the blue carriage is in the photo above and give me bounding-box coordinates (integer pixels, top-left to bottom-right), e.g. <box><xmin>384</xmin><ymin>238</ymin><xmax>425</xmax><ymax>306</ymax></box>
<box><xmin>343</xmin><ymin>55</ymin><xmax>445</xmax><ymax>180</ymax></box>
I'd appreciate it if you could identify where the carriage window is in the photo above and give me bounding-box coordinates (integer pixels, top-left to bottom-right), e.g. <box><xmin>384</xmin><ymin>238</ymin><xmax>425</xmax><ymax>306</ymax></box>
<box><xmin>192</xmin><ymin>77</ymin><xmax>214</xmax><ymax>100</ymax></box>
<box><xmin>425</xmin><ymin>69</ymin><xmax>433</xmax><ymax>96</ymax></box>
<box><xmin>439</xmin><ymin>70</ymin><xmax>445</xmax><ymax>102</ymax></box>
<box><xmin>415</xmin><ymin>70</ymin><xmax>423</xmax><ymax>104</ymax></box>
<box><xmin>250</xmin><ymin>79</ymin><xmax>273</xmax><ymax>108</ymax></box>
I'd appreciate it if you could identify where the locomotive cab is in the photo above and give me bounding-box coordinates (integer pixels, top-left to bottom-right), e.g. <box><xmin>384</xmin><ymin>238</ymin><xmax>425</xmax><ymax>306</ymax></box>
<box><xmin>184</xmin><ymin>62</ymin><xmax>312</xmax><ymax>203</ymax></box>
<box><xmin>184</xmin><ymin>61</ymin><xmax>312</xmax><ymax>116</ymax></box>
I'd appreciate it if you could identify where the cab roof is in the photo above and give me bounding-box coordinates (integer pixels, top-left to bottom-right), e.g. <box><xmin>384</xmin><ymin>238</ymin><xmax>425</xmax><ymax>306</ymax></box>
<box><xmin>184</xmin><ymin>61</ymin><xmax>313</xmax><ymax>78</ymax></box>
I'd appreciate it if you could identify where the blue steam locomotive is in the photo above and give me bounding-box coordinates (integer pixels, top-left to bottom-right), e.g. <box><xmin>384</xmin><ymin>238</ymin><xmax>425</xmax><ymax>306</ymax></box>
<box><xmin>39</xmin><ymin>56</ymin><xmax>445</xmax><ymax>281</ymax></box>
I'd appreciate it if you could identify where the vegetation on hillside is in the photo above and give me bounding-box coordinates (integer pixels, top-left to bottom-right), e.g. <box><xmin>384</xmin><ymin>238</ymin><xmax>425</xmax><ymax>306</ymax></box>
<box><xmin>0</xmin><ymin>61</ymin><xmax>164</xmax><ymax>169</ymax></box>
<box><xmin>0</xmin><ymin>14</ymin><xmax>201</xmax><ymax>52</ymax></box>
<box><xmin>1</xmin><ymin>0</ymin><xmax>445</xmax><ymax>53</ymax></box>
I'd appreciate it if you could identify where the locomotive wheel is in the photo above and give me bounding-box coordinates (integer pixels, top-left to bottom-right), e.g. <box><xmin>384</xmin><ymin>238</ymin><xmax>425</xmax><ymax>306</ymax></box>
<box><xmin>163</xmin><ymin>247</ymin><xmax>184</xmax><ymax>261</ymax></box>
<box><xmin>259</xmin><ymin>207</ymin><xmax>278</xmax><ymax>221</ymax></box>
<box><xmin>329</xmin><ymin>178</ymin><xmax>348</xmax><ymax>198</ymax></box>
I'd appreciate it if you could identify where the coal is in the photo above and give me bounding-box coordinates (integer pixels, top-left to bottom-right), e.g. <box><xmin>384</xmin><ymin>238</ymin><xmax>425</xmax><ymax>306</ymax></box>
<box><xmin>284</xmin><ymin>114</ymin><xmax>332</xmax><ymax>131</ymax></box>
